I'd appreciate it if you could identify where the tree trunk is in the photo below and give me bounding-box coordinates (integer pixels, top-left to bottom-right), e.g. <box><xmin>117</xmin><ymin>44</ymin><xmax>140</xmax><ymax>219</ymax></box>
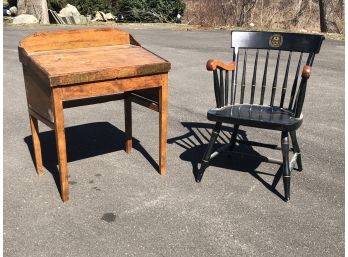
<box><xmin>318</xmin><ymin>0</ymin><xmax>339</xmax><ymax>33</ymax></box>
<box><xmin>17</xmin><ymin>0</ymin><xmax>49</xmax><ymax>24</ymax></box>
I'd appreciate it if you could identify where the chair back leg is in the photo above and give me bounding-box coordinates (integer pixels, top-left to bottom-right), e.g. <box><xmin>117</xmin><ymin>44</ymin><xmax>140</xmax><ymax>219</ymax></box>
<box><xmin>281</xmin><ymin>131</ymin><xmax>291</xmax><ymax>201</ymax></box>
<box><xmin>197</xmin><ymin>122</ymin><xmax>222</xmax><ymax>182</ymax></box>
<box><xmin>290</xmin><ymin>131</ymin><xmax>303</xmax><ymax>171</ymax></box>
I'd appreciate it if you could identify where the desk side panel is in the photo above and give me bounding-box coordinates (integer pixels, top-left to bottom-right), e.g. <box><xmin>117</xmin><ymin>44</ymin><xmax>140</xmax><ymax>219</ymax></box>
<box><xmin>23</xmin><ymin>66</ymin><xmax>54</xmax><ymax>123</ymax></box>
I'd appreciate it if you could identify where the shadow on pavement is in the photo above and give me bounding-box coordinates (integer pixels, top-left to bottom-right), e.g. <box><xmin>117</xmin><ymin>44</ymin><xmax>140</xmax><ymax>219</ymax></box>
<box><xmin>167</xmin><ymin>122</ymin><xmax>286</xmax><ymax>201</ymax></box>
<box><xmin>24</xmin><ymin>122</ymin><xmax>159</xmax><ymax>195</ymax></box>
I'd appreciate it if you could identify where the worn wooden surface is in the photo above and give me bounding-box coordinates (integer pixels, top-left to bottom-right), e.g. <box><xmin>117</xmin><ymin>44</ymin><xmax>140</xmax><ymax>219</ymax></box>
<box><xmin>27</xmin><ymin>45</ymin><xmax>170</xmax><ymax>86</ymax></box>
<box><xmin>23</xmin><ymin>66</ymin><xmax>53</xmax><ymax>122</ymax></box>
<box><xmin>63</xmin><ymin>94</ymin><xmax>125</xmax><ymax>109</ymax></box>
<box><xmin>206</xmin><ymin>59</ymin><xmax>235</xmax><ymax>71</ymax></box>
<box><xmin>159</xmin><ymin>74</ymin><xmax>168</xmax><ymax>175</ymax></box>
<box><xmin>19</xmin><ymin>28</ymin><xmax>133</xmax><ymax>53</ymax></box>
<box><xmin>28</xmin><ymin>109</ymin><xmax>54</xmax><ymax>129</ymax></box>
<box><xmin>60</xmin><ymin>74</ymin><xmax>163</xmax><ymax>100</ymax></box>
<box><xmin>52</xmin><ymin>88</ymin><xmax>69</xmax><ymax>202</ymax></box>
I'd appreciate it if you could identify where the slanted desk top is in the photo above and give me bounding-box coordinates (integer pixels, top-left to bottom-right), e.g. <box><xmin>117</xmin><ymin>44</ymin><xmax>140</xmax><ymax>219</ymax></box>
<box><xmin>18</xmin><ymin>27</ymin><xmax>171</xmax><ymax>86</ymax></box>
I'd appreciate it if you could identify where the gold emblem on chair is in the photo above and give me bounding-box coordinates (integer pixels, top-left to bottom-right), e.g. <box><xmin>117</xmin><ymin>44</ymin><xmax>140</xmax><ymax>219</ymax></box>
<box><xmin>269</xmin><ymin>34</ymin><xmax>283</xmax><ymax>47</ymax></box>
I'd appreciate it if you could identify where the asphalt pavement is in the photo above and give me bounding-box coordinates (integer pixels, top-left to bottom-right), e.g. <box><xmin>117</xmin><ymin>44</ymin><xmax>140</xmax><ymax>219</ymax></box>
<box><xmin>3</xmin><ymin>25</ymin><xmax>344</xmax><ymax>257</ymax></box>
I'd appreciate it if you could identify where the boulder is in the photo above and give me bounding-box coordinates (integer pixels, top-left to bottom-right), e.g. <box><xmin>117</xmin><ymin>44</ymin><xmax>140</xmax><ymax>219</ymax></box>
<box><xmin>92</xmin><ymin>11</ymin><xmax>106</xmax><ymax>21</ymax></box>
<box><xmin>12</xmin><ymin>14</ymin><xmax>39</xmax><ymax>24</ymax></box>
<box><xmin>9</xmin><ymin>6</ymin><xmax>17</xmax><ymax>16</ymax></box>
<box><xmin>3</xmin><ymin>16</ymin><xmax>14</xmax><ymax>24</ymax></box>
<box><xmin>104</xmin><ymin>12</ymin><xmax>115</xmax><ymax>20</ymax></box>
<box><xmin>77</xmin><ymin>15</ymin><xmax>88</xmax><ymax>24</ymax></box>
<box><xmin>59</xmin><ymin>4</ymin><xmax>79</xmax><ymax>17</ymax></box>
<box><xmin>69</xmin><ymin>15</ymin><xmax>88</xmax><ymax>25</ymax></box>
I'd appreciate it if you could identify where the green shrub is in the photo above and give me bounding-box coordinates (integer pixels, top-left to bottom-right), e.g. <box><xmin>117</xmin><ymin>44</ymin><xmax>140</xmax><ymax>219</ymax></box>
<box><xmin>8</xmin><ymin>0</ymin><xmax>17</xmax><ymax>7</ymax></box>
<box><xmin>48</xmin><ymin>0</ymin><xmax>67</xmax><ymax>11</ymax></box>
<box><xmin>46</xmin><ymin>0</ymin><xmax>185</xmax><ymax>22</ymax></box>
<box><xmin>68</xmin><ymin>0</ymin><xmax>114</xmax><ymax>15</ymax></box>
<box><xmin>116</xmin><ymin>0</ymin><xmax>185</xmax><ymax>23</ymax></box>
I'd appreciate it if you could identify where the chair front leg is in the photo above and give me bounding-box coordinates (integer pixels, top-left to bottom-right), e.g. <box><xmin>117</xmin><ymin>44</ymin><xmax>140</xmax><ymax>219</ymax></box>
<box><xmin>196</xmin><ymin>122</ymin><xmax>222</xmax><ymax>182</ymax></box>
<box><xmin>229</xmin><ymin>125</ymin><xmax>239</xmax><ymax>151</ymax></box>
<box><xmin>290</xmin><ymin>131</ymin><xmax>303</xmax><ymax>171</ymax></box>
<box><xmin>281</xmin><ymin>131</ymin><xmax>290</xmax><ymax>201</ymax></box>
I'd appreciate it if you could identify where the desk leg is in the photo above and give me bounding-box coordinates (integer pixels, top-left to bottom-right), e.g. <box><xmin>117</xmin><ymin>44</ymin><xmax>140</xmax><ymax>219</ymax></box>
<box><xmin>159</xmin><ymin>74</ymin><xmax>168</xmax><ymax>175</ymax></box>
<box><xmin>124</xmin><ymin>94</ymin><xmax>132</xmax><ymax>153</ymax></box>
<box><xmin>52</xmin><ymin>88</ymin><xmax>69</xmax><ymax>202</ymax></box>
<box><xmin>29</xmin><ymin>114</ymin><xmax>43</xmax><ymax>176</ymax></box>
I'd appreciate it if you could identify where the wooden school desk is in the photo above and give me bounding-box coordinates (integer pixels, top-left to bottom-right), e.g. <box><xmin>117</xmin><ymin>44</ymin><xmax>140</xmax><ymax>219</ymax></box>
<box><xmin>18</xmin><ymin>28</ymin><xmax>170</xmax><ymax>202</ymax></box>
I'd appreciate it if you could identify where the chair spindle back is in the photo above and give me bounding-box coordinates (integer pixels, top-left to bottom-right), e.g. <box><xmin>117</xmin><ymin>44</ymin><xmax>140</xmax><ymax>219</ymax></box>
<box><xmin>211</xmin><ymin>31</ymin><xmax>324</xmax><ymax>118</ymax></box>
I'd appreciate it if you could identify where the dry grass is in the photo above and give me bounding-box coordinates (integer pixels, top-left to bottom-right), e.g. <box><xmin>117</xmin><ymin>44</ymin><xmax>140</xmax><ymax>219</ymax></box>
<box><xmin>183</xmin><ymin>0</ymin><xmax>344</xmax><ymax>34</ymax></box>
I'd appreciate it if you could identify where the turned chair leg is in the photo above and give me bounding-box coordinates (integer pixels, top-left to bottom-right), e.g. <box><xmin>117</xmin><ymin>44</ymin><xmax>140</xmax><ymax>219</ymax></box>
<box><xmin>197</xmin><ymin>122</ymin><xmax>222</xmax><ymax>182</ymax></box>
<box><xmin>229</xmin><ymin>125</ymin><xmax>239</xmax><ymax>151</ymax></box>
<box><xmin>290</xmin><ymin>131</ymin><xmax>303</xmax><ymax>171</ymax></box>
<box><xmin>281</xmin><ymin>131</ymin><xmax>291</xmax><ymax>201</ymax></box>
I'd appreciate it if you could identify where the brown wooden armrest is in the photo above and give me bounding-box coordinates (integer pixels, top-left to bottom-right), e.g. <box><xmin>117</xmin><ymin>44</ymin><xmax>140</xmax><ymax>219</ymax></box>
<box><xmin>206</xmin><ymin>59</ymin><xmax>235</xmax><ymax>71</ymax></box>
<box><xmin>302</xmin><ymin>65</ymin><xmax>311</xmax><ymax>79</ymax></box>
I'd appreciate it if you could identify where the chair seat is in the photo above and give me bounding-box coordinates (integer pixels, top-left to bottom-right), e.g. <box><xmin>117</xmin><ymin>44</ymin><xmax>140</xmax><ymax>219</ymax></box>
<box><xmin>207</xmin><ymin>104</ymin><xmax>303</xmax><ymax>131</ymax></box>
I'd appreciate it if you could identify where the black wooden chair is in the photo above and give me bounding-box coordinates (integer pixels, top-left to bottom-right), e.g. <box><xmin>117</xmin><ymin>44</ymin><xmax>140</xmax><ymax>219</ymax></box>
<box><xmin>198</xmin><ymin>31</ymin><xmax>324</xmax><ymax>201</ymax></box>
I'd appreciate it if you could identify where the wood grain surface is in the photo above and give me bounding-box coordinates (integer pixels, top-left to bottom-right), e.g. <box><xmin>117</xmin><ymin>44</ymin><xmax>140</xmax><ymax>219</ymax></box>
<box><xmin>19</xmin><ymin>28</ymin><xmax>132</xmax><ymax>52</ymax></box>
<box><xmin>51</xmin><ymin>88</ymin><xmax>69</xmax><ymax>202</ymax></box>
<box><xmin>29</xmin><ymin>114</ymin><xmax>43</xmax><ymax>176</ymax></box>
<box><xmin>60</xmin><ymin>74</ymin><xmax>163</xmax><ymax>100</ymax></box>
<box><xmin>27</xmin><ymin>45</ymin><xmax>170</xmax><ymax>86</ymax></box>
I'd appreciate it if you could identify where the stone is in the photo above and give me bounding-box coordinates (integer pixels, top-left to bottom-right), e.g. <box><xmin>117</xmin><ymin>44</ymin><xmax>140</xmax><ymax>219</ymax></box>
<box><xmin>9</xmin><ymin>6</ymin><xmax>17</xmax><ymax>16</ymax></box>
<box><xmin>77</xmin><ymin>15</ymin><xmax>88</xmax><ymax>24</ymax></box>
<box><xmin>99</xmin><ymin>11</ymin><xmax>107</xmax><ymax>21</ymax></box>
<box><xmin>71</xmin><ymin>15</ymin><xmax>79</xmax><ymax>24</ymax></box>
<box><xmin>3</xmin><ymin>16</ymin><xmax>14</xmax><ymax>24</ymax></box>
<box><xmin>70</xmin><ymin>15</ymin><xmax>88</xmax><ymax>25</ymax></box>
<box><xmin>92</xmin><ymin>11</ymin><xmax>105</xmax><ymax>21</ymax></box>
<box><xmin>59</xmin><ymin>4</ymin><xmax>79</xmax><ymax>17</ymax></box>
<box><xmin>104</xmin><ymin>12</ymin><xmax>115</xmax><ymax>20</ymax></box>
<box><xmin>12</xmin><ymin>14</ymin><xmax>39</xmax><ymax>24</ymax></box>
